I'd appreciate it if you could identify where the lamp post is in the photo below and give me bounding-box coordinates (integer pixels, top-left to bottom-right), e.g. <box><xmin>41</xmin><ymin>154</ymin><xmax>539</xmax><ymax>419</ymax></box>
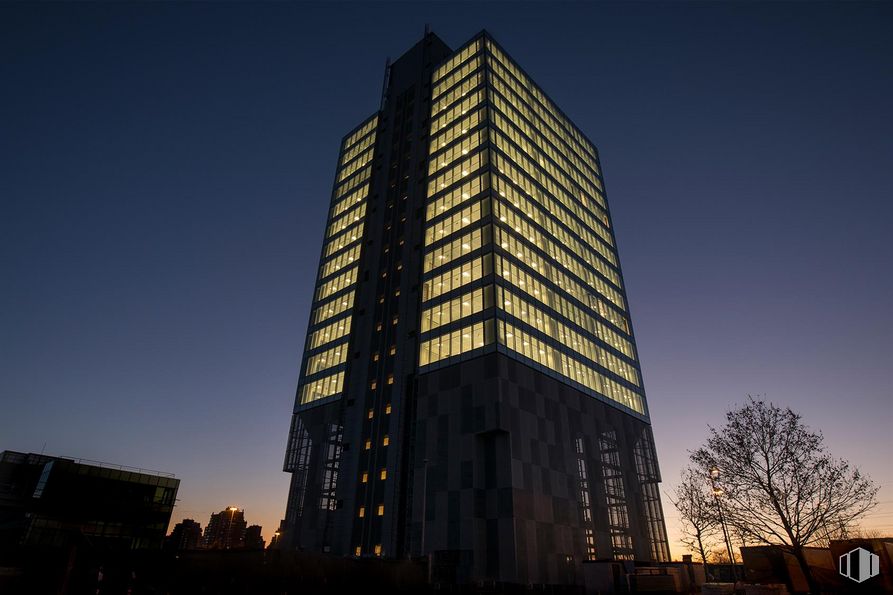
<box><xmin>708</xmin><ymin>467</ymin><xmax>736</xmax><ymax>578</ymax></box>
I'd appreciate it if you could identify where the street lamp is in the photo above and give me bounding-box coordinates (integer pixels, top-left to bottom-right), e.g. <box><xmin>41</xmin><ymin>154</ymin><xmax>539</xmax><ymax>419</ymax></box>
<box><xmin>708</xmin><ymin>467</ymin><xmax>736</xmax><ymax>576</ymax></box>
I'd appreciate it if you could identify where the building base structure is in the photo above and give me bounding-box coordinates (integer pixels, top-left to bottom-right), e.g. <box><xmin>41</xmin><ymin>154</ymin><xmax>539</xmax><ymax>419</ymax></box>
<box><xmin>411</xmin><ymin>352</ymin><xmax>667</xmax><ymax>585</ymax></box>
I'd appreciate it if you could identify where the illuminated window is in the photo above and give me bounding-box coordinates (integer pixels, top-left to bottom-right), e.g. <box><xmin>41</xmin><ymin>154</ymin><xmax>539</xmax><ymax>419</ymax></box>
<box><xmin>372</xmin><ymin>352</ymin><xmax>380</xmax><ymax>362</ymax></box>
<box><xmin>355</xmin><ymin>546</ymin><xmax>362</xmax><ymax>556</ymax></box>
<box><xmin>496</xmin><ymin>286</ymin><xmax>639</xmax><ymax>386</ymax></box>
<box><xmin>423</xmin><ymin>225</ymin><xmax>487</xmax><ymax>274</ymax></box>
<box><xmin>361</xmin><ymin>472</ymin><xmax>368</xmax><ymax>483</ymax></box>
<box><xmin>315</xmin><ymin>267</ymin><xmax>359</xmax><ymax>301</ymax></box>
<box><xmin>377</xmin><ymin>505</ymin><xmax>385</xmax><ymax>516</ymax></box>
<box><xmin>421</xmin><ymin>255</ymin><xmax>491</xmax><ymax>302</ymax></box>
<box><xmin>392</xmin><ymin>315</ymin><xmax>399</xmax><ymax>325</ymax></box>
<box><xmin>376</xmin><ymin>322</ymin><xmax>383</xmax><ymax>331</ymax></box>
<box><xmin>305</xmin><ymin>343</ymin><xmax>348</xmax><ymax>376</ymax></box>
<box><xmin>382</xmin><ymin>435</ymin><xmax>390</xmax><ymax>446</ymax></box>
<box><xmin>300</xmin><ymin>371</ymin><xmax>345</xmax><ymax>405</ymax></box>
<box><xmin>358</xmin><ymin>507</ymin><xmax>365</xmax><ymax>518</ymax></box>
<box><xmin>420</xmin><ymin>285</ymin><xmax>492</xmax><ymax>333</ymax></box>
<box><xmin>319</xmin><ymin>244</ymin><xmax>361</xmax><ymax>281</ymax></box>
<box><xmin>370</xmin><ymin>380</ymin><xmax>377</xmax><ymax>390</ymax></box>
<box><xmin>388</xmin><ymin>345</ymin><xmax>396</xmax><ymax>355</ymax></box>
<box><xmin>364</xmin><ymin>439</ymin><xmax>371</xmax><ymax>450</ymax></box>
<box><xmin>426</xmin><ymin>150</ymin><xmax>487</xmax><ymax>197</ymax></box>
<box><xmin>374</xmin><ymin>544</ymin><xmax>382</xmax><ymax>556</ymax></box>
<box><xmin>380</xmin><ymin>469</ymin><xmax>387</xmax><ymax>480</ymax></box>
<box><xmin>428</xmin><ymin>129</ymin><xmax>485</xmax><ymax>177</ymax></box>
<box><xmin>385</xmin><ymin>403</ymin><xmax>392</xmax><ymax>415</ymax></box>
<box><xmin>331</xmin><ymin>184</ymin><xmax>368</xmax><ymax>220</ymax></box>
<box><xmin>311</xmin><ymin>293</ymin><xmax>354</xmax><ymax>326</ymax></box>
<box><xmin>497</xmin><ymin>320</ymin><xmax>644</xmax><ymax>414</ymax></box>
<box><xmin>307</xmin><ymin>318</ymin><xmax>351</xmax><ymax>351</ymax></box>
<box><xmin>386</xmin><ymin>374</ymin><xmax>394</xmax><ymax>385</ymax></box>
<box><xmin>367</xmin><ymin>409</ymin><xmax>374</xmax><ymax>420</ymax></box>
<box><xmin>425</xmin><ymin>173</ymin><xmax>487</xmax><ymax>222</ymax></box>
<box><xmin>419</xmin><ymin>319</ymin><xmax>495</xmax><ymax>367</ymax></box>
<box><xmin>494</xmin><ymin>256</ymin><xmax>635</xmax><ymax>358</ymax></box>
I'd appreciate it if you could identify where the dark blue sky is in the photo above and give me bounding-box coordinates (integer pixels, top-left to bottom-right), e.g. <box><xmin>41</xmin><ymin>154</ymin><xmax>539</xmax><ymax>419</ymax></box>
<box><xmin>2</xmin><ymin>2</ymin><xmax>891</xmax><ymax>551</ymax></box>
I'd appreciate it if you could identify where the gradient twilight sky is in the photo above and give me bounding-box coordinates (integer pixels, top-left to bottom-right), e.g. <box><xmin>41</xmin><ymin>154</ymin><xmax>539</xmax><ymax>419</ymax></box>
<box><xmin>2</xmin><ymin>2</ymin><xmax>892</xmax><ymax>556</ymax></box>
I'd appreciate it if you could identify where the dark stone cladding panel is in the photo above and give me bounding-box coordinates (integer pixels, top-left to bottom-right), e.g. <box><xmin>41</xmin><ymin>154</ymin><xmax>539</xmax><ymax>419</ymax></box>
<box><xmin>412</xmin><ymin>351</ymin><xmax>659</xmax><ymax>585</ymax></box>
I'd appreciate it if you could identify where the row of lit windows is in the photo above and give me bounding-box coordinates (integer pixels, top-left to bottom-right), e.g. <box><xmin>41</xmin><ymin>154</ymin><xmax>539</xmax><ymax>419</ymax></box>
<box><xmin>430</xmin><ymin>107</ymin><xmax>484</xmax><ymax>153</ymax></box>
<box><xmin>342</xmin><ymin>116</ymin><xmax>378</xmax><ymax>153</ymax></box>
<box><xmin>492</xmin><ymin>126</ymin><xmax>607</xmax><ymax>233</ymax></box>
<box><xmin>326</xmin><ymin>201</ymin><xmax>366</xmax><ymax>239</ymax></box>
<box><xmin>495</xmin><ymin>197</ymin><xmax>622</xmax><ymax>293</ymax></box>
<box><xmin>432</xmin><ymin>55</ymin><xmax>482</xmax><ymax>101</ymax></box>
<box><xmin>423</xmin><ymin>225</ymin><xmax>488</xmax><ymax>274</ymax></box>
<box><xmin>427</xmin><ymin>149</ymin><xmax>487</xmax><ymax>197</ymax></box>
<box><xmin>355</xmin><ymin>544</ymin><xmax>384</xmax><ymax>557</ymax></box>
<box><xmin>360</xmin><ymin>468</ymin><xmax>388</xmax><ymax>482</ymax></box>
<box><xmin>430</xmin><ymin>89</ymin><xmax>485</xmax><ymax>135</ymax></box>
<box><xmin>300</xmin><ymin>371</ymin><xmax>345</xmax><ymax>405</ymax></box>
<box><xmin>493</xmin><ymin>172</ymin><xmax>615</xmax><ymax>266</ymax></box>
<box><xmin>331</xmin><ymin>184</ymin><xmax>368</xmax><ymax>220</ymax></box>
<box><xmin>426</xmin><ymin>173</ymin><xmax>488</xmax><ymax>222</ymax></box>
<box><xmin>487</xmin><ymin>64</ymin><xmax>602</xmax><ymax>194</ymax></box>
<box><xmin>310</xmin><ymin>290</ymin><xmax>355</xmax><ymax>326</ymax></box>
<box><xmin>319</xmin><ymin>244</ymin><xmax>361</xmax><ymax>281</ymax></box>
<box><xmin>486</xmin><ymin>42</ymin><xmax>598</xmax><ymax>171</ymax></box>
<box><xmin>495</xmin><ymin>256</ymin><xmax>633</xmax><ymax>356</ymax></box>
<box><xmin>336</xmin><ymin>144</ymin><xmax>374</xmax><ymax>183</ymax></box>
<box><xmin>494</xmin><ymin>228</ymin><xmax>628</xmax><ymax>328</ymax></box>
<box><xmin>299</xmin><ymin>118</ymin><xmax>375</xmax><ymax>408</ymax></box>
<box><xmin>419</xmin><ymin>319</ymin><xmax>495</xmax><ymax>367</ymax></box>
<box><xmin>431</xmin><ymin>71</ymin><xmax>483</xmax><ymax>118</ymax></box>
<box><xmin>357</xmin><ymin>503</ymin><xmax>386</xmax><ymax>517</ymax></box>
<box><xmin>420</xmin><ymin>285</ymin><xmax>493</xmax><ymax>333</ymax></box>
<box><xmin>498</xmin><ymin>321</ymin><xmax>644</xmax><ymax>414</ymax></box>
<box><xmin>421</xmin><ymin>254</ymin><xmax>491</xmax><ymax>303</ymax></box>
<box><xmin>489</xmin><ymin>93</ymin><xmax>602</xmax><ymax>213</ymax></box>
<box><xmin>424</xmin><ymin>199</ymin><xmax>485</xmax><ymax>247</ymax></box>
<box><xmin>363</xmin><ymin>435</ymin><xmax>389</xmax><ymax>449</ymax></box>
<box><xmin>428</xmin><ymin>128</ymin><xmax>485</xmax><ymax>177</ymax></box>
<box><xmin>323</xmin><ymin>221</ymin><xmax>363</xmax><ymax>259</ymax></box>
<box><xmin>306</xmin><ymin>317</ymin><xmax>351</xmax><ymax>351</ymax></box>
<box><xmin>339</xmin><ymin>128</ymin><xmax>376</xmax><ymax>168</ymax></box>
<box><xmin>496</xmin><ymin>218</ymin><xmax>625</xmax><ymax>312</ymax></box>
<box><xmin>497</xmin><ymin>286</ymin><xmax>639</xmax><ymax>386</ymax></box>
<box><xmin>433</xmin><ymin>38</ymin><xmax>482</xmax><ymax>85</ymax></box>
<box><xmin>315</xmin><ymin>265</ymin><xmax>359</xmax><ymax>301</ymax></box>
<box><xmin>305</xmin><ymin>341</ymin><xmax>349</xmax><ymax>376</ymax></box>
<box><xmin>492</xmin><ymin>152</ymin><xmax>612</xmax><ymax>250</ymax></box>
<box><xmin>332</xmin><ymin>164</ymin><xmax>372</xmax><ymax>202</ymax></box>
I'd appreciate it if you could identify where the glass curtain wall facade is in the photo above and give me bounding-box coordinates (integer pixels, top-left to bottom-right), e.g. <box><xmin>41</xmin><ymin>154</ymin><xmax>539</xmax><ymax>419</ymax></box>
<box><xmin>418</xmin><ymin>37</ymin><xmax>645</xmax><ymax>418</ymax></box>
<box><xmin>283</xmin><ymin>30</ymin><xmax>670</xmax><ymax>586</ymax></box>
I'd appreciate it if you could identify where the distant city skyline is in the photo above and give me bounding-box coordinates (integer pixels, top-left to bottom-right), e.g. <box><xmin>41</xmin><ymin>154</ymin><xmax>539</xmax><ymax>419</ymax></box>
<box><xmin>2</xmin><ymin>2</ymin><xmax>891</xmax><ymax>559</ymax></box>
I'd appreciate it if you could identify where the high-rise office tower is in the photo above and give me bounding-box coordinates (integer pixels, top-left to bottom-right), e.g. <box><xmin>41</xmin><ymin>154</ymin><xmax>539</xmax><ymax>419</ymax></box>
<box><xmin>282</xmin><ymin>30</ymin><xmax>670</xmax><ymax>585</ymax></box>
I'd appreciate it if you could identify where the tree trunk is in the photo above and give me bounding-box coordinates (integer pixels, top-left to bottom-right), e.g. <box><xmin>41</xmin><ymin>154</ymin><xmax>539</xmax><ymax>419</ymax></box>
<box><xmin>791</xmin><ymin>545</ymin><xmax>821</xmax><ymax>594</ymax></box>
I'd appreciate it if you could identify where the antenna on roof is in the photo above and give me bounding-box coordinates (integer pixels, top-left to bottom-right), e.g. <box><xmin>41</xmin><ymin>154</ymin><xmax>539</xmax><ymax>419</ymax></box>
<box><xmin>424</xmin><ymin>23</ymin><xmax>431</xmax><ymax>37</ymax></box>
<box><xmin>380</xmin><ymin>57</ymin><xmax>391</xmax><ymax>111</ymax></box>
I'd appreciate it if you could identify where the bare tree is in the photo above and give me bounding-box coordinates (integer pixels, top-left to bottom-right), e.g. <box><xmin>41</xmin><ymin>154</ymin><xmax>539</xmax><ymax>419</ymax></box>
<box><xmin>691</xmin><ymin>397</ymin><xmax>878</xmax><ymax>594</ymax></box>
<box><xmin>670</xmin><ymin>466</ymin><xmax>720</xmax><ymax>564</ymax></box>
